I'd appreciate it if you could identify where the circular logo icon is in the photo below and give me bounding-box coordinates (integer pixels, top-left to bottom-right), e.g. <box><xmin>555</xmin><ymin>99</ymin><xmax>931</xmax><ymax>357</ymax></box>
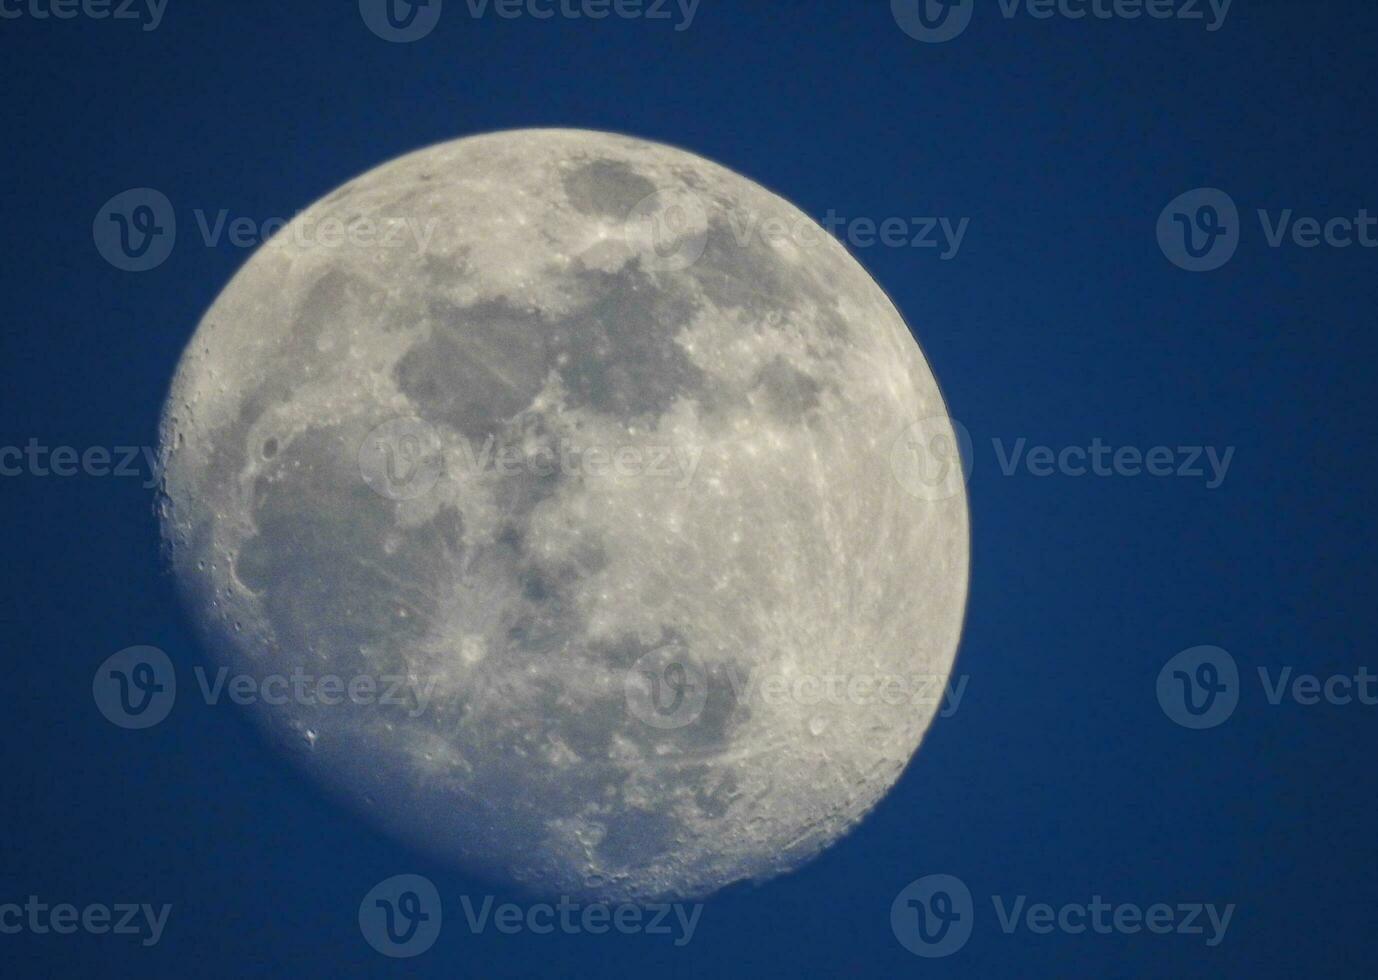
<box><xmin>624</xmin><ymin>190</ymin><xmax>710</xmax><ymax>272</ymax></box>
<box><xmin>359</xmin><ymin>0</ymin><xmax>443</xmax><ymax>42</ymax></box>
<box><xmin>891</xmin><ymin>873</ymin><xmax>974</xmax><ymax>957</ymax></box>
<box><xmin>890</xmin><ymin>416</ymin><xmax>972</xmax><ymax>501</ymax></box>
<box><xmin>892</xmin><ymin>0</ymin><xmax>974</xmax><ymax>43</ymax></box>
<box><xmin>358</xmin><ymin>418</ymin><xmax>445</xmax><ymax>500</ymax></box>
<box><xmin>624</xmin><ymin>649</ymin><xmax>709</xmax><ymax>730</ymax></box>
<box><xmin>92</xmin><ymin>646</ymin><xmax>176</xmax><ymax>729</ymax></box>
<box><xmin>1156</xmin><ymin>645</ymin><xmax>1239</xmax><ymax>729</ymax></box>
<box><xmin>1157</xmin><ymin>188</ymin><xmax>1240</xmax><ymax>272</ymax></box>
<box><xmin>93</xmin><ymin>189</ymin><xmax>176</xmax><ymax>272</ymax></box>
<box><xmin>359</xmin><ymin>874</ymin><xmax>442</xmax><ymax>958</ymax></box>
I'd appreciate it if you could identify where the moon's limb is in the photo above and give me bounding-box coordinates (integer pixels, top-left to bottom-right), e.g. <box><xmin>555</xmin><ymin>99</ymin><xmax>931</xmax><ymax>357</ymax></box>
<box><xmin>159</xmin><ymin>129</ymin><xmax>968</xmax><ymax>901</ymax></box>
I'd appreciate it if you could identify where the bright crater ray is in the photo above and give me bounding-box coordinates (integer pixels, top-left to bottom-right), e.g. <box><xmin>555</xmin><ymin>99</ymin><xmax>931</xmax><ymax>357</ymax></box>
<box><xmin>158</xmin><ymin>129</ymin><xmax>969</xmax><ymax>901</ymax></box>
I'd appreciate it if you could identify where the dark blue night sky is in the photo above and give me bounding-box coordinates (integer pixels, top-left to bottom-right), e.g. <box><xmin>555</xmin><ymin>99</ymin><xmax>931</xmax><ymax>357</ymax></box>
<box><xmin>3</xmin><ymin>1</ymin><xmax>1377</xmax><ymax>976</ymax></box>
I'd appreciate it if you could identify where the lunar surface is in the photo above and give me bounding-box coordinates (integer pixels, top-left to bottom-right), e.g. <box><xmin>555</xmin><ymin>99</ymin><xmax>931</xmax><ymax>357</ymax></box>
<box><xmin>158</xmin><ymin>129</ymin><xmax>969</xmax><ymax>901</ymax></box>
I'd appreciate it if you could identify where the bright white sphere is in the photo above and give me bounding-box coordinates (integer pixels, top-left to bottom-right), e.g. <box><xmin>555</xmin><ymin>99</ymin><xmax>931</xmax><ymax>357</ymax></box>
<box><xmin>159</xmin><ymin>129</ymin><xmax>968</xmax><ymax>900</ymax></box>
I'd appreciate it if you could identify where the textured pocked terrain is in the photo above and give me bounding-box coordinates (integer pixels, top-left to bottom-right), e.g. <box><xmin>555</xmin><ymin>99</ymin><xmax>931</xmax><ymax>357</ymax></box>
<box><xmin>159</xmin><ymin>129</ymin><xmax>969</xmax><ymax>900</ymax></box>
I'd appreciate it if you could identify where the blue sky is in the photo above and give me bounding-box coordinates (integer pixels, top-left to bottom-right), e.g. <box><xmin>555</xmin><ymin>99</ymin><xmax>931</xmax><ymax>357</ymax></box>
<box><xmin>2</xmin><ymin>1</ymin><xmax>1376</xmax><ymax>976</ymax></box>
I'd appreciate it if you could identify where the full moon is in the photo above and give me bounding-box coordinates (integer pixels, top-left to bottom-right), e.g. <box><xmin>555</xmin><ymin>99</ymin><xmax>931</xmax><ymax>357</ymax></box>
<box><xmin>158</xmin><ymin>129</ymin><xmax>969</xmax><ymax>901</ymax></box>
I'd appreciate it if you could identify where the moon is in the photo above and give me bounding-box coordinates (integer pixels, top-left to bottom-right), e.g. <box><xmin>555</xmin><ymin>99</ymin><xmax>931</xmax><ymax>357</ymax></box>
<box><xmin>158</xmin><ymin>129</ymin><xmax>969</xmax><ymax>901</ymax></box>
